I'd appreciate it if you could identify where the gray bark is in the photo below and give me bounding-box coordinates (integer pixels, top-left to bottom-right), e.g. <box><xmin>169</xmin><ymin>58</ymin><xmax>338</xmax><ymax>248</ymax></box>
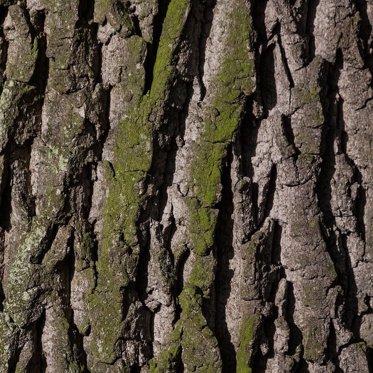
<box><xmin>0</xmin><ymin>0</ymin><xmax>372</xmax><ymax>372</ymax></box>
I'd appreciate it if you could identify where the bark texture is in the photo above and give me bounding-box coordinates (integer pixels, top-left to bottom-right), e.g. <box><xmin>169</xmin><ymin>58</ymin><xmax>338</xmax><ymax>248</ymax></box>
<box><xmin>0</xmin><ymin>0</ymin><xmax>372</xmax><ymax>372</ymax></box>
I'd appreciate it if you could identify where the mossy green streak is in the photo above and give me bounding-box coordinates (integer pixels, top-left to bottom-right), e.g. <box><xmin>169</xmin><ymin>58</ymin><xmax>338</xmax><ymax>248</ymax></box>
<box><xmin>188</xmin><ymin>3</ymin><xmax>254</xmax><ymax>256</ymax></box>
<box><xmin>90</xmin><ymin>0</ymin><xmax>191</xmax><ymax>365</ymax></box>
<box><xmin>236</xmin><ymin>315</ymin><xmax>259</xmax><ymax>373</ymax></box>
<box><xmin>150</xmin><ymin>2</ymin><xmax>255</xmax><ymax>372</ymax></box>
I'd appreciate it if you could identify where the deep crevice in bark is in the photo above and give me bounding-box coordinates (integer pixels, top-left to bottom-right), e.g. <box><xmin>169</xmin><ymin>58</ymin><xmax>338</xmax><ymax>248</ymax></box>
<box><xmin>354</xmin><ymin>0</ymin><xmax>373</xmax><ymax>75</ymax></box>
<box><xmin>367</xmin><ymin>347</ymin><xmax>373</xmax><ymax>373</ymax></box>
<box><xmin>30</xmin><ymin>313</ymin><xmax>47</xmax><ymax>373</ymax></box>
<box><xmin>215</xmin><ymin>144</ymin><xmax>236</xmax><ymax>373</ymax></box>
<box><xmin>305</xmin><ymin>0</ymin><xmax>320</xmax><ymax>62</ymax></box>
<box><xmin>281</xmin><ymin>115</ymin><xmax>300</xmax><ymax>162</ymax></box>
<box><xmin>196</xmin><ymin>0</ymin><xmax>216</xmax><ymax>101</ymax></box>
<box><xmin>285</xmin><ymin>281</ymin><xmax>303</xmax><ymax>358</ymax></box>
<box><xmin>275</xmin><ymin>23</ymin><xmax>295</xmax><ymax>89</ymax></box>
<box><xmin>143</xmin><ymin>0</ymin><xmax>171</xmax><ymax>94</ymax></box>
<box><xmin>29</xmin><ymin>10</ymin><xmax>48</xmax><ymax>94</ymax></box>
<box><xmin>239</xmin><ymin>96</ymin><xmax>259</xmax><ymax>235</ymax></box>
<box><xmin>0</xmin><ymin>150</ymin><xmax>12</xmax><ymax>231</ymax></box>
<box><xmin>326</xmin><ymin>318</ymin><xmax>342</xmax><ymax>371</ymax></box>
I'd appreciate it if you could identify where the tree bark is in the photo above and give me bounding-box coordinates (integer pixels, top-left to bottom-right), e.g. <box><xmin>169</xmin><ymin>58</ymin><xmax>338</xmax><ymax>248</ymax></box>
<box><xmin>0</xmin><ymin>0</ymin><xmax>372</xmax><ymax>372</ymax></box>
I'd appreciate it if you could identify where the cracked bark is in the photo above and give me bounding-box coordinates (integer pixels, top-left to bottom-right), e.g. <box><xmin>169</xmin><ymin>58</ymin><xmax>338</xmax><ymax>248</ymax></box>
<box><xmin>0</xmin><ymin>0</ymin><xmax>372</xmax><ymax>372</ymax></box>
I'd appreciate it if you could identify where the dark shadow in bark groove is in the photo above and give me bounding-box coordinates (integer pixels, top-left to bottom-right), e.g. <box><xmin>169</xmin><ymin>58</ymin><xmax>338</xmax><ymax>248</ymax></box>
<box><xmin>143</xmin><ymin>0</ymin><xmax>171</xmax><ymax>94</ymax></box>
<box><xmin>77</xmin><ymin>0</ymin><xmax>95</xmax><ymax>28</ymax></box>
<box><xmin>130</xmin><ymin>365</ymin><xmax>141</xmax><ymax>373</ymax></box>
<box><xmin>367</xmin><ymin>347</ymin><xmax>373</xmax><ymax>373</ymax></box>
<box><xmin>240</xmin><ymin>97</ymin><xmax>259</xmax><ymax>225</ymax></box>
<box><xmin>354</xmin><ymin>0</ymin><xmax>373</xmax><ymax>76</ymax></box>
<box><xmin>339</xmin><ymin>233</ymin><xmax>359</xmax><ymax>332</ymax></box>
<box><xmin>29</xmin><ymin>10</ymin><xmax>49</xmax><ymax>94</ymax></box>
<box><xmin>214</xmin><ymin>144</ymin><xmax>236</xmax><ymax>373</ymax></box>
<box><xmin>286</xmin><ymin>282</ymin><xmax>303</xmax><ymax>357</ymax></box>
<box><xmin>260</xmin><ymin>164</ymin><xmax>277</xmax><ymax>229</ymax></box>
<box><xmin>0</xmin><ymin>152</ymin><xmax>12</xmax><ymax>232</ymax></box>
<box><xmin>354</xmin><ymin>173</ymin><xmax>366</xmax><ymax>242</ymax></box>
<box><xmin>66</xmin><ymin>237</ymin><xmax>90</xmax><ymax>372</ymax></box>
<box><xmin>293</xmin><ymin>359</ymin><xmax>309</xmax><ymax>373</ymax></box>
<box><xmin>271</xmin><ymin>220</ymin><xmax>282</xmax><ymax>267</ymax></box>
<box><xmin>253</xmin><ymin>0</ymin><xmax>277</xmax><ymax>113</ymax></box>
<box><xmin>30</xmin><ymin>312</ymin><xmax>47</xmax><ymax>373</ymax></box>
<box><xmin>281</xmin><ymin>115</ymin><xmax>301</xmax><ymax>162</ymax></box>
<box><xmin>196</xmin><ymin>0</ymin><xmax>217</xmax><ymax>100</ymax></box>
<box><xmin>275</xmin><ymin>23</ymin><xmax>295</xmax><ymax>88</ymax></box>
<box><xmin>260</xmin><ymin>44</ymin><xmax>277</xmax><ymax>112</ymax></box>
<box><xmin>326</xmin><ymin>319</ymin><xmax>343</xmax><ymax>372</ymax></box>
<box><xmin>305</xmin><ymin>0</ymin><xmax>320</xmax><ymax>63</ymax></box>
<box><xmin>8</xmin><ymin>338</ymin><xmax>21</xmax><ymax>373</ymax></box>
<box><xmin>252</xmin><ymin>0</ymin><xmax>269</xmax><ymax>44</ymax></box>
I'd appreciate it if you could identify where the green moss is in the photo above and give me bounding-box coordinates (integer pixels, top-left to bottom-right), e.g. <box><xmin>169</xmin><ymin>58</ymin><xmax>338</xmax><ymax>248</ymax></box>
<box><xmin>0</xmin><ymin>80</ymin><xmax>37</xmax><ymax>149</ymax></box>
<box><xmin>151</xmin><ymin>0</ymin><xmax>190</xmax><ymax>101</ymax></box>
<box><xmin>94</xmin><ymin>0</ymin><xmax>136</xmax><ymax>31</ymax></box>
<box><xmin>0</xmin><ymin>314</ymin><xmax>13</xmax><ymax>372</ymax></box>
<box><xmin>290</xmin><ymin>216</ymin><xmax>320</xmax><ymax>239</ymax></box>
<box><xmin>4</xmin><ymin>82</ymin><xmax>87</xmax><ymax>329</ymax></box>
<box><xmin>5</xmin><ymin>219</ymin><xmax>48</xmax><ymax>326</ymax></box>
<box><xmin>246</xmin><ymin>226</ymin><xmax>267</xmax><ymax>256</ymax></box>
<box><xmin>90</xmin><ymin>1</ymin><xmax>191</xmax><ymax>364</ymax></box>
<box><xmin>99</xmin><ymin>0</ymin><xmax>191</xmax><ymax>253</ymax></box>
<box><xmin>299</xmin><ymin>85</ymin><xmax>319</xmax><ymax>106</ymax></box>
<box><xmin>88</xmin><ymin>289</ymin><xmax>123</xmax><ymax>363</ymax></box>
<box><xmin>150</xmin><ymin>286</ymin><xmax>221</xmax><ymax>372</ymax></box>
<box><xmin>179</xmin><ymin>287</ymin><xmax>222</xmax><ymax>373</ymax></box>
<box><xmin>292</xmin><ymin>83</ymin><xmax>324</xmax><ymax>157</ymax></box>
<box><xmin>236</xmin><ymin>315</ymin><xmax>259</xmax><ymax>373</ymax></box>
<box><xmin>302</xmin><ymin>319</ymin><xmax>324</xmax><ymax>361</ymax></box>
<box><xmin>102</xmin><ymin>1</ymin><xmax>191</xmax><ymax>250</ymax></box>
<box><xmin>94</xmin><ymin>0</ymin><xmax>111</xmax><ymax>23</ymax></box>
<box><xmin>149</xmin><ymin>323</ymin><xmax>182</xmax><ymax>373</ymax></box>
<box><xmin>5</xmin><ymin>5</ymin><xmax>38</xmax><ymax>82</ymax></box>
<box><xmin>153</xmin><ymin>4</ymin><xmax>256</xmax><ymax>371</ymax></box>
<box><xmin>188</xmin><ymin>1</ymin><xmax>254</xmax><ymax>257</ymax></box>
<box><xmin>188</xmin><ymin>254</ymin><xmax>216</xmax><ymax>294</ymax></box>
<box><xmin>187</xmin><ymin>200</ymin><xmax>217</xmax><ymax>256</ymax></box>
<box><xmin>74</xmin><ymin>223</ymin><xmax>95</xmax><ymax>271</ymax></box>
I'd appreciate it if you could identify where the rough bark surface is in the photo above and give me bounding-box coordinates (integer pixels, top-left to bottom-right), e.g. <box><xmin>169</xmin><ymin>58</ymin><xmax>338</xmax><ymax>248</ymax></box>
<box><xmin>0</xmin><ymin>0</ymin><xmax>372</xmax><ymax>372</ymax></box>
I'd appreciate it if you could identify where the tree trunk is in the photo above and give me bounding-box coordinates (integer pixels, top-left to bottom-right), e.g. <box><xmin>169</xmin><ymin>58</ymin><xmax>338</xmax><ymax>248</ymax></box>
<box><xmin>0</xmin><ymin>0</ymin><xmax>372</xmax><ymax>372</ymax></box>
